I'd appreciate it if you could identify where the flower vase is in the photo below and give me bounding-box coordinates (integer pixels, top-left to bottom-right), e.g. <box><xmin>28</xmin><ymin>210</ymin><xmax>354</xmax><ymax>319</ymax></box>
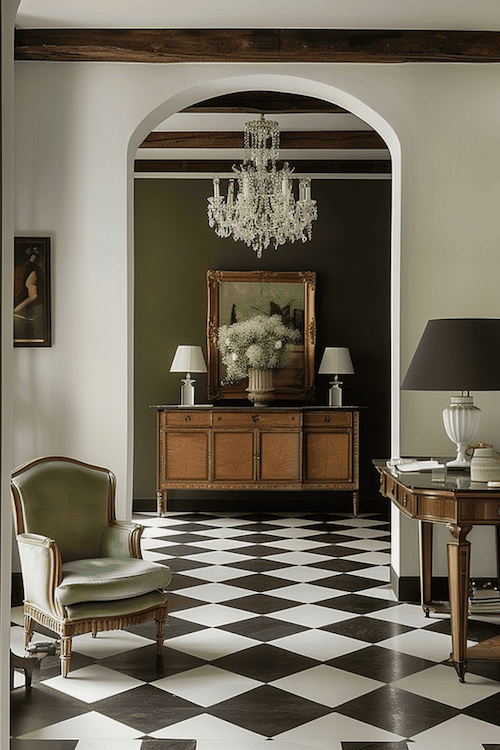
<box><xmin>246</xmin><ymin>368</ymin><xmax>275</xmax><ymax>407</ymax></box>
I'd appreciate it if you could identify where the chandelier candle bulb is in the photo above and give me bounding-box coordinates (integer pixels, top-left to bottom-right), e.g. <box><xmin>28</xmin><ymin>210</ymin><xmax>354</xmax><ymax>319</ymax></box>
<box><xmin>213</xmin><ymin>177</ymin><xmax>220</xmax><ymax>199</ymax></box>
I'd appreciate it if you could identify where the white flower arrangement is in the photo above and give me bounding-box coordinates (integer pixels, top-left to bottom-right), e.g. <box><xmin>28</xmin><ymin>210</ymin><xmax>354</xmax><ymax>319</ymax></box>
<box><xmin>217</xmin><ymin>314</ymin><xmax>301</xmax><ymax>384</ymax></box>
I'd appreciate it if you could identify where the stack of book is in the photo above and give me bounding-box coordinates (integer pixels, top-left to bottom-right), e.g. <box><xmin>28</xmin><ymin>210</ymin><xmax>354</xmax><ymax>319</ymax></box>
<box><xmin>469</xmin><ymin>584</ymin><xmax>500</xmax><ymax>614</ymax></box>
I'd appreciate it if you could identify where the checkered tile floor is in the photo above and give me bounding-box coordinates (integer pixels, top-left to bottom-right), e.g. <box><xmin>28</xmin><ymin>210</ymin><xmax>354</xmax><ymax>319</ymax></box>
<box><xmin>10</xmin><ymin>510</ymin><xmax>500</xmax><ymax>750</ymax></box>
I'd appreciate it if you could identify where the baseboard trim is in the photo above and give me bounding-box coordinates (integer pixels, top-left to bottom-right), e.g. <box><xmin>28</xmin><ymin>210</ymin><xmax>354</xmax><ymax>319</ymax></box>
<box><xmin>390</xmin><ymin>567</ymin><xmax>450</xmax><ymax>604</ymax></box>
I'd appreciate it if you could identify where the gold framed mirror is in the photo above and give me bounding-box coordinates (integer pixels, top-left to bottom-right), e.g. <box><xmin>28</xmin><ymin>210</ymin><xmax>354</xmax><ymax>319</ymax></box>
<box><xmin>207</xmin><ymin>269</ymin><xmax>316</xmax><ymax>401</ymax></box>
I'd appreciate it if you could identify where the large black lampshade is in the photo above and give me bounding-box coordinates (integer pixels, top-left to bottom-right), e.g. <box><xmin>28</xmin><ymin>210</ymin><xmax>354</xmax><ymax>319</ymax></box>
<box><xmin>401</xmin><ymin>318</ymin><xmax>500</xmax><ymax>392</ymax></box>
<box><xmin>401</xmin><ymin>318</ymin><xmax>500</xmax><ymax>468</ymax></box>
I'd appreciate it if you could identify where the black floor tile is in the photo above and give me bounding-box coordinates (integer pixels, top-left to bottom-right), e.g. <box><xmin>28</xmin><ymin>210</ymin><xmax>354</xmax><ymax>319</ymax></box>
<box><xmin>321</xmin><ymin>615</ymin><xmax>414</xmax><ymax>643</ymax></box>
<box><xmin>223</xmin><ymin>593</ymin><xmax>299</xmax><ymax>614</ymax></box>
<box><xmin>336</xmin><ymin>684</ymin><xmax>459</xmax><ymax>738</ymax></box>
<box><xmin>213</xmin><ymin>642</ymin><xmax>319</xmax><ymax>681</ymax></box>
<box><xmin>463</xmin><ymin>691</ymin><xmax>500</xmax><ymax>726</ymax></box>
<box><xmin>221</xmin><ymin>573</ymin><xmax>294</xmax><ymax>592</ymax></box>
<box><xmin>208</xmin><ymin>684</ymin><xmax>330</xmax><ymax>736</ymax></box>
<box><xmin>98</xmin><ymin>642</ymin><xmax>204</xmax><ymax>681</ymax></box>
<box><xmin>9</xmin><ymin>742</ymin><xmax>78</xmax><ymax>750</ymax></box>
<box><xmin>328</xmin><ymin>644</ymin><xmax>436</xmax><ymax>682</ymax></box>
<box><xmin>225</xmin><ymin>557</ymin><xmax>290</xmax><ymax>573</ymax></box>
<box><xmin>10</xmin><ymin>686</ymin><xmax>91</xmax><ymax>739</ymax></box>
<box><xmin>308</xmin><ymin>557</ymin><xmax>373</xmax><ymax>573</ymax></box>
<box><xmin>92</xmin><ymin>683</ymin><xmax>202</xmax><ymax>734</ymax></box>
<box><xmin>318</xmin><ymin>593</ymin><xmax>399</xmax><ymax>614</ymax></box>
<box><xmin>219</xmin><ymin>614</ymin><xmax>307</xmax><ymax>641</ymax></box>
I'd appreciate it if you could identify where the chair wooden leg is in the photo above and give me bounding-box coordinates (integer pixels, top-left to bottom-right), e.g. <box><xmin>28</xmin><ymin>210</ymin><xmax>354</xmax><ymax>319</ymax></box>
<box><xmin>60</xmin><ymin>636</ymin><xmax>72</xmax><ymax>677</ymax></box>
<box><xmin>24</xmin><ymin>614</ymin><xmax>35</xmax><ymax>650</ymax></box>
<box><xmin>156</xmin><ymin>617</ymin><xmax>166</xmax><ymax>655</ymax></box>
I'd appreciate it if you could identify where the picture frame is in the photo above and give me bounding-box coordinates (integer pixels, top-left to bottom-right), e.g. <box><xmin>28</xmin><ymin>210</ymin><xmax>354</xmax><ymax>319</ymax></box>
<box><xmin>14</xmin><ymin>236</ymin><xmax>51</xmax><ymax>347</ymax></box>
<box><xmin>207</xmin><ymin>269</ymin><xmax>316</xmax><ymax>401</ymax></box>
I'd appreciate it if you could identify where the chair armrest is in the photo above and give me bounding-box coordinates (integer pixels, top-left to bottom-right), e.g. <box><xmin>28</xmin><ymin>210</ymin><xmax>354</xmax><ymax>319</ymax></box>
<box><xmin>16</xmin><ymin>533</ymin><xmax>65</xmax><ymax>618</ymax></box>
<box><xmin>100</xmin><ymin>521</ymin><xmax>144</xmax><ymax>559</ymax></box>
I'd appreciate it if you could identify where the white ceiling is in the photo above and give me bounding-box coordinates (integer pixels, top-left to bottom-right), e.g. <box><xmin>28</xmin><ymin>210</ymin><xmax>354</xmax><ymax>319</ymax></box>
<box><xmin>15</xmin><ymin>0</ymin><xmax>500</xmax><ymax>30</ymax></box>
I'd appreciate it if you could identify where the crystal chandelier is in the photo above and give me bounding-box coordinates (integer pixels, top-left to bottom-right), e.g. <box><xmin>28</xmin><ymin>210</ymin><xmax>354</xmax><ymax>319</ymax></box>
<box><xmin>207</xmin><ymin>114</ymin><xmax>318</xmax><ymax>258</ymax></box>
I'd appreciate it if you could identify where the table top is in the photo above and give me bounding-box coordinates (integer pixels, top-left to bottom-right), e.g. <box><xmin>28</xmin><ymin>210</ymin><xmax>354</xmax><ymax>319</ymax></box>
<box><xmin>152</xmin><ymin>404</ymin><xmax>364</xmax><ymax>411</ymax></box>
<box><xmin>374</xmin><ymin>459</ymin><xmax>500</xmax><ymax>495</ymax></box>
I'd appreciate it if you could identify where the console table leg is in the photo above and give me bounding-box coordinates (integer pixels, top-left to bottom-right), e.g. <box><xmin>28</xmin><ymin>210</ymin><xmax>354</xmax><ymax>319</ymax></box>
<box><xmin>447</xmin><ymin>523</ymin><xmax>472</xmax><ymax>682</ymax></box>
<box><xmin>157</xmin><ymin>490</ymin><xmax>167</xmax><ymax>517</ymax></box>
<box><xmin>419</xmin><ymin>520</ymin><xmax>433</xmax><ymax>615</ymax></box>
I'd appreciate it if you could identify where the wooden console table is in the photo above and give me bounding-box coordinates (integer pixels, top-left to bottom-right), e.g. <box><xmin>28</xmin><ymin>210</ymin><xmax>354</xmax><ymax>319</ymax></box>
<box><xmin>375</xmin><ymin>460</ymin><xmax>500</xmax><ymax>681</ymax></box>
<box><xmin>153</xmin><ymin>406</ymin><xmax>361</xmax><ymax>516</ymax></box>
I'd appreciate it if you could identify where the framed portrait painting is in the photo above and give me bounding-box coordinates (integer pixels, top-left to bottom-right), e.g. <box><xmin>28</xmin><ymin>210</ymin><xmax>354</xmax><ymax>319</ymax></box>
<box><xmin>207</xmin><ymin>270</ymin><xmax>316</xmax><ymax>401</ymax></box>
<box><xmin>14</xmin><ymin>236</ymin><xmax>51</xmax><ymax>347</ymax></box>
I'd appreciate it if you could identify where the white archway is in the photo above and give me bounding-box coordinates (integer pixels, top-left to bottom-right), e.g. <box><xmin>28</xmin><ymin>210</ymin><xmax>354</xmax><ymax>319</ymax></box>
<box><xmin>126</xmin><ymin>73</ymin><xmax>402</xmax><ymax>509</ymax></box>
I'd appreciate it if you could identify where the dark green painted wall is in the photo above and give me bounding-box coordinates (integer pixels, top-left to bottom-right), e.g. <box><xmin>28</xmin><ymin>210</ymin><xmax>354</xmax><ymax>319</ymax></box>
<box><xmin>134</xmin><ymin>178</ymin><xmax>391</xmax><ymax>505</ymax></box>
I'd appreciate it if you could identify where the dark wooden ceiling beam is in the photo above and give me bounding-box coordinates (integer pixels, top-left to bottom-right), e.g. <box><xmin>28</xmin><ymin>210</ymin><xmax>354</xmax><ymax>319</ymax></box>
<box><xmin>182</xmin><ymin>92</ymin><xmax>348</xmax><ymax>114</ymax></box>
<box><xmin>15</xmin><ymin>29</ymin><xmax>500</xmax><ymax>63</ymax></box>
<box><xmin>134</xmin><ymin>159</ymin><xmax>391</xmax><ymax>174</ymax></box>
<box><xmin>139</xmin><ymin>130</ymin><xmax>388</xmax><ymax>149</ymax></box>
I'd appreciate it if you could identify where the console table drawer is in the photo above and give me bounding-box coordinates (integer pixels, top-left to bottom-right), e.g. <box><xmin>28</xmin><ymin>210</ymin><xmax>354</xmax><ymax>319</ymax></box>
<box><xmin>161</xmin><ymin>411</ymin><xmax>211</xmax><ymax>428</ymax></box>
<box><xmin>212</xmin><ymin>411</ymin><xmax>301</xmax><ymax>428</ymax></box>
<box><xmin>304</xmin><ymin>411</ymin><xmax>352</xmax><ymax>428</ymax></box>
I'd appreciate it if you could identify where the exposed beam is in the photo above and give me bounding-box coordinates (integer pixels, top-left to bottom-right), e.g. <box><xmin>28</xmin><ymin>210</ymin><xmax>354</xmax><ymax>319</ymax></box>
<box><xmin>139</xmin><ymin>131</ymin><xmax>388</xmax><ymax>150</ymax></box>
<box><xmin>182</xmin><ymin>92</ymin><xmax>348</xmax><ymax>114</ymax></box>
<box><xmin>15</xmin><ymin>29</ymin><xmax>500</xmax><ymax>63</ymax></box>
<box><xmin>134</xmin><ymin>159</ymin><xmax>391</xmax><ymax>174</ymax></box>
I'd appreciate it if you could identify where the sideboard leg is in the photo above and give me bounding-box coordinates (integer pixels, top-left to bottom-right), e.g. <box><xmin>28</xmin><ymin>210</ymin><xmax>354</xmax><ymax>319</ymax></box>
<box><xmin>447</xmin><ymin>523</ymin><xmax>472</xmax><ymax>682</ymax></box>
<box><xmin>157</xmin><ymin>490</ymin><xmax>167</xmax><ymax>517</ymax></box>
<box><xmin>352</xmin><ymin>491</ymin><xmax>359</xmax><ymax>516</ymax></box>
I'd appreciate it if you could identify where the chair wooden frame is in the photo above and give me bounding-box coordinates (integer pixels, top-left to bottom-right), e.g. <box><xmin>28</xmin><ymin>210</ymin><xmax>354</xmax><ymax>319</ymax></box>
<box><xmin>11</xmin><ymin>456</ymin><xmax>169</xmax><ymax>677</ymax></box>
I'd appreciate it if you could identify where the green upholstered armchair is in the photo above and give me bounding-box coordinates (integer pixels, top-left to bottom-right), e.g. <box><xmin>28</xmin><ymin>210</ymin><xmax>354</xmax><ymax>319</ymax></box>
<box><xmin>11</xmin><ymin>456</ymin><xmax>171</xmax><ymax>678</ymax></box>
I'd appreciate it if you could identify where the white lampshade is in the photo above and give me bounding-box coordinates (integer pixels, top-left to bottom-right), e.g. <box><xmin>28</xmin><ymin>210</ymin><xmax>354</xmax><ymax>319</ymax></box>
<box><xmin>318</xmin><ymin>347</ymin><xmax>354</xmax><ymax>375</ymax></box>
<box><xmin>170</xmin><ymin>346</ymin><xmax>207</xmax><ymax>374</ymax></box>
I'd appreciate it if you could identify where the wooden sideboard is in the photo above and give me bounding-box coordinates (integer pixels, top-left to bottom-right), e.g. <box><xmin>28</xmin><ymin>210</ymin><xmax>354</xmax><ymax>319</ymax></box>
<box><xmin>153</xmin><ymin>406</ymin><xmax>361</xmax><ymax>516</ymax></box>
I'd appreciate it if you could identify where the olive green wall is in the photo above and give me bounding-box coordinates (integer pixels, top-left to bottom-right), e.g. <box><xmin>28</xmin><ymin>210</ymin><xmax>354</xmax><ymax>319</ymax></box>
<box><xmin>134</xmin><ymin>177</ymin><xmax>391</xmax><ymax>505</ymax></box>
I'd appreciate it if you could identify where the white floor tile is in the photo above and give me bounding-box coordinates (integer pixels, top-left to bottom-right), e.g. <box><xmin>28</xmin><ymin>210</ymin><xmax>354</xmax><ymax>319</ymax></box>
<box><xmin>274</xmin><ymin>712</ymin><xmax>405</xmax><ymax>744</ymax></box>
<box><xmin>152</xmin><ymin>664</ymin><xmax>261</xmax><ymax>706</ymax></box>
<box><xmin>267</xmin><ymin>604</ymin><xmax>356</xmax><ymax>628</ymax></box>
<box><xmin>265</xmin><ymin>538</ymin><xmax>328</xmax><ymax>551</ymax></box>
<box><xmin>270</xmin><ymin>629</ymin><xmax>366</xmax><ymax>660</ymax></box>
<box><xmin>328</xmin><ymin>517</ymin><xmax>388</xmax><ymax>527</ymax></box>
<box><xmin>267</xmin><ymin>551</ymin><xmax>334</xmax><ymax>565</ymax></box>
<box><xmin>269</xmin><ymin>527</ymin><xmax>323</xmax><ymax>538</ymax></box>
<box><xmin>346</xmin><ymin>551</ymin><xmax>392</xmax><ymax>565</ymax></box>
<box><xmin>42</xmin><ymin>665</ymin><xmax>145</xmax><ymax>703</ymax></box>
<box><xmin>133</xmin><ymin>514</ymin><xmax>185</xmax><ymax>527</ymax></box>
<box><xmin>182</xmin><ymin>550</ymin><xmax>250</xmax><ymax>565</ymax></box>
<box><xmin>391</xmin><ymin>662</ymin><xmax>500</xmax><ymax>708</ymax></box>
<box><xmin>171</xmin><ymin>603</ymin><xmax>256</xmax><ymax>627</ymax></box>
<box><xmin>367</xmin><ymin>602</ymin><xmax>438</xmax><ymax>628</ymax></box>
<box><xmin>269</xmin><ymin>582</ymin><xmax>345</xmax><ymax>603</ymax></box>
<box><xmin>379</xmin><ymin>628</ymin><xmax>472</xmax><ymax>663</ymax></box>
<box><xmin>265</xmin><ymin>566</ymin><xmax>338</xmax><ymax>582</ymax></box>
<box><xmin>150</xmin><ymin>713</ymin><xmax>266</xmax><ymax>741</ymax></box>
<box><xmin>142</xmin><ymin>550</ymin><xmax>173</xmax><ymax>562</ymax></box>
<box><xmin>350</xmin><ymin>565</ymin><xmax>391</xmax><ymax>582</ymax></box>
<box><xmin>336</xmin><ymin>539</ymin><xmax>391</xmax><ymax>551</ymax></box>
<box><xmin>10</xmin><ymin>606</ymin><xmax>24</xmax><ymax>626</ymax></box>
<box><xmin>193</xmin><ymin>538</ymin><xmax>253</xmax><ymax>551</ymax></box>
<box><xmin>195</xmin><ymin>527</ymin><xmax>256</xmax><ymax>538</ymax></box>
<box><xmin>195</xmin><ymin>517</ymin><xmax>255</xmax><ymax>527</ymax></box>
<box><xmin>267</xmin><ymin>518</ymin><xmax>319</xmax><ymax>527</ymax></box>
<box><xmin>71</xmin><ymin>629</ymin><xmax>154</xmax><ymax>659</ymax></box>
<box><xmin>340</xmin><ymin>527</ymin><xmax>389</xmax><ymax>538</ymax></box>
<box><xmin>18</xmin><ymin>711</ymin><xmax>143</xmax><ymax>739</ymax></box>
<box><xmin>164</xmin><ymin>627</ymin><xmax>258</xmax><ymax>660</ymax></box>
<box><xmin>177</xmin><ymin>581</ymin><xmax>252</xmax><ymax>602</ymax></box>
<box><xmin>411</xmin><ymin>713</ymin><xmax>500</xmax><ymax>744</ymax></box>
<box><xmin>181</xmin><ymin>564</ymin><xmax>253</xmax><ymax>582</ymax></box>
<box><xmin>141</xmin><ymin>536</ymin><xmax>175</xmax><ymax>549</ymax></box>
<box><xmin>271</xmin><ymin>664</ymin><xmax>383</xmax><ymax>707</ymax></box>
<box><xmin>10</xmin><ymin>624</ymin><xmax>57</xmax><ymax>655</ymax></box>
<box><xmin>141</xmin><ymin>525</ymin><xmax>179</xmax><ymax>538</ymax></box>
<box><xmin>75</xmin><ymin>742</ymin><xmax>143</xmax><ymax>750</ymax></box>
<box><xmin>362</xmin><ymin>584</ymin><xmax>398</xmax><ymax>601</ymax></box>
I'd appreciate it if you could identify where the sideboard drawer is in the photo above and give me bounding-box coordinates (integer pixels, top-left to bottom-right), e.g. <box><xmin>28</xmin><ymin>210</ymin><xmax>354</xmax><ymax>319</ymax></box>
<box><xmin>304</xmin><ymin>411</ymin><xmax>352</xmax><ymax>428</ymax></box>
<box><xmin>212</xmin><ymin>411</ymin><xmax>301</xmax><ymax>428</ymax></box>
<box><xmin>161</xmin><ymin>410</ymin><xmax>211</xmax><ymax>428</ymax></box>
<box><xmin>396</xmin><ymin>482</ymin><xmax>414</xmax><ymax>514</ymax></box>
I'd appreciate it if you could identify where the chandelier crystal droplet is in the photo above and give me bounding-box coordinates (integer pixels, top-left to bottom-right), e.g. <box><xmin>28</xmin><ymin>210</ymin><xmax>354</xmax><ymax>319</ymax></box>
<box><xmin>207</xmin><ymin>115</ymin><xmax>318</xmax><ymax>258</ymax></box>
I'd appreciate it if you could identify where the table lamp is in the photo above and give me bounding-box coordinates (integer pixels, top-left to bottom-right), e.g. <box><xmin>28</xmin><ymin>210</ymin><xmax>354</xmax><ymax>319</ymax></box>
<box><xmin>170</xmin><ymin>345</ymin><xmax>207</xmax><ymax>405</ymax></box>
<box><xmin>401</xmin><ymin>318</ymin><xmax>500</xmax><ymax>467</ymax></box>
<box><xmin>318</xmin><ymin>347</ymin><xmax>354</xmax><ymax>406</ymax></box>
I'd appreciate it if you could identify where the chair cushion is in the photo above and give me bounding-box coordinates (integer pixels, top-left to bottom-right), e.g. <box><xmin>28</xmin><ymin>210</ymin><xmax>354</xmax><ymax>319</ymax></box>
<box><xmin>64</xmin><ymin>589</ymin><xmax>168</xmax><ymax>621</ymax></box>
<box><xmin>56</xmin><ymin>558</ymin><xmax>172</xmax><ymax>607</ymax></box>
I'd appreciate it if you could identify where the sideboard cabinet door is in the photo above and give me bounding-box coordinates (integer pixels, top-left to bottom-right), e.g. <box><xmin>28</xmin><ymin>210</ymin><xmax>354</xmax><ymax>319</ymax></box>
<box><xmin>213</xmin><ymin>430</ymin><xmax>254</xmax><ymax>481</ymax></box>
<box><xmin>258</xmin><ymin>430</ymin><xmax>302</xmax><ymax>482</ymax></box>
<box><xmin>303</xmin><ymin>411</ymin><xmax>355</xmax><ymax>484</ymax></box>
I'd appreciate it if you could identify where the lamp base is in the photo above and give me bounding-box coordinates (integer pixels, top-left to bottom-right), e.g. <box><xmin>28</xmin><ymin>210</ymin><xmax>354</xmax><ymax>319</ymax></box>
<box><xmin>328</xmin><ymin>377</ymin><xmax>343</xmax><ymax>407</ymax></box>
<box><xmin>443</xmin><ymin>394</ymin><xmax>480</xmax><ymax>468</ymax></box>
<box><xmin>180</xmin><ymin>375</ymin><xmax>196</xmax><ymax>406</ymax></box>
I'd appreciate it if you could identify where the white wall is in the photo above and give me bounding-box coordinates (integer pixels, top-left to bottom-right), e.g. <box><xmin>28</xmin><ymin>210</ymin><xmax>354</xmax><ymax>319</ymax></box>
<box><xmin>11</xmin><ymin>62</ymin><xmax>500</xmax><ymax>553</ymax></box>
